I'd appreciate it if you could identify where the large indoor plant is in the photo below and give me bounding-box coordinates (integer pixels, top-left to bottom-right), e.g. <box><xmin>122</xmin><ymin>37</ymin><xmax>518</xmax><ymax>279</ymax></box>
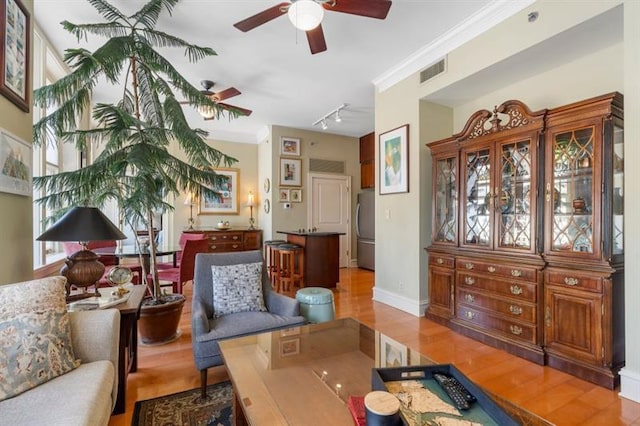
<box><xmin>33</xmin><ymin>0</ymin><xmax>238</xmax><ymax>343</ymax></box>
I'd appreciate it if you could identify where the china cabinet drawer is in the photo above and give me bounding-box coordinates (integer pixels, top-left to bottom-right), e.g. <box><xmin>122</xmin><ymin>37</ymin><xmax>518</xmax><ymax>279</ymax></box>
<box><xmin>456</xmin><ymin>272</ymin><xmax>537</xmax><ymax>303</ymax></box>
<box><xmin>456</xmin><ymin>258</ymin><xmax>536</xmax><ymax>282</ymax></box>
<box><xmin>456</xmin><ymin>306</ymin><xmax>537</xmax><ymax>345</ymax></box>
<box><xmin>457</xmin><ymin>289</ymin><xmax>536</xmax><ymax>323</ymax></box>
<box><xmin>546</xmin><ymin>270</ymin><xmax>602</xmax><ymax>293</ymax></box>
<box><xmin>429</xmin><ymin>254</ymin><xmax>455</xmax><ymax>268</ymax></box>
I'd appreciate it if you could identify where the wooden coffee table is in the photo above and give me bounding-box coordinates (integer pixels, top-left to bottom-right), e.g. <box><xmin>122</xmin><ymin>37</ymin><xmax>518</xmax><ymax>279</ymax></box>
<box><xmin>219</xmin><ymin>318</ymin><xmax>552</xmax><ymax>426</ymax></box>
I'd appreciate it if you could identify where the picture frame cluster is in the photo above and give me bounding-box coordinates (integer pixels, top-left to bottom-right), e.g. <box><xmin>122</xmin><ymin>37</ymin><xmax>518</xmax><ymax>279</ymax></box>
<box><xmin>279</xmin><ymin>136</ymin><xmax>302</xmax><ymax>203</ymax></box>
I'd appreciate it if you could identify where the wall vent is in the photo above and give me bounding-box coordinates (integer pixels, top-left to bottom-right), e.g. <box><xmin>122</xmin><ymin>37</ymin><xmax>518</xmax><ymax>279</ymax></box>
<box><xmin>420</xmin><ymin>57</ymin><xmax>446</xmax><ymax>83</ymax></box>
<box><xmin>309</xmin><ymin>158</ymin><xmax>345</xmax><ymax>174</ymax></box>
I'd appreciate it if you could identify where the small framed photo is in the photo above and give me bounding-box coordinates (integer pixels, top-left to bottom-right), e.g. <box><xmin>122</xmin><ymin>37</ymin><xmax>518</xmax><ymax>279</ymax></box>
<box><xmin>290</xmin><ymin>188</ymin><xmax>302</xmax><ymax>203</ymax></box>
<box><xmin>280</xmin><ymin>338</ymin><xmax>300</xmax><ymax>357</ymax></box>
<box><xmin>198</xmin><ymin>168</ymin><xmax>240</xmax><ymax>215</ymax></box>
<box><xmin>380</xmin><ymin>334</ymin><xmax>408</xmax><ymax>368</ymax></box>
<box><xmin>0</xmin><ymin>129</ymin><xmax>31</xmax><ymax>196</ymax></box>
<box><xmin>280</xmin><ymin>157</ymin><xmax>302</xmax><ymax>187</ymax></box>
<box><xmin>280</xmin><ymin>137</ymin><xmax>300</xmax><ymax>156</ymax></box>
<box><xmin>379</xmin><ymin>124</ymin><xmax>409</xmax><ymax>195</ymax></box>
<box><xmin>0</xmin><ymin>0</ymin><xmax>30</xmax><ymax>112</ymax></box>
<box><xmin>278</xmin><ymin>188</ymin><xmax>290</xmax><ymax>202</ymax></box>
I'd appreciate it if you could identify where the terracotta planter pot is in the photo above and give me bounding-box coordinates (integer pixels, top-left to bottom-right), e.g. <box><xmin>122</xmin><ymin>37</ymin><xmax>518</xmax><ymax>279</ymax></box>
<box><xmin>138</xmin><ymin>294</ymin><xmax>185</xmax><ymax>345</ymax></box>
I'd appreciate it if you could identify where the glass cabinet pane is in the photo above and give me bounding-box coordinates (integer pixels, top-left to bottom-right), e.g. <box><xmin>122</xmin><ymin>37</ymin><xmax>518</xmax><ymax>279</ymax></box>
<box><xmin>498</xmin><ymin>140</ymin><xmax>532</xmax><ymax>249</ymax></box>
<box><xmin>434</xmin><ymin>157</ymin><xmax>457</xmax><ymax>243</ymax></box>
<box><xmin>551</xmin><ymin>127</ymin><xmax>595</xmax><ymax>253</ymax></box>
<box><xmin>464</xmin><ymin>148</ymin><xmax>491</xmax><ymax>246</ymax></box>
<box><xmin>613</xmin><ymin>124</ymin><xmax>624</xmax><ymax>255</ymax></box>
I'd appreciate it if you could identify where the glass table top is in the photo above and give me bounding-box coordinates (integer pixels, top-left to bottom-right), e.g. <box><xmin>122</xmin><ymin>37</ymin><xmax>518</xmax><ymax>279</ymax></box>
<box><xmin>218</xmin><ymin>318</ymin><xmax>551</xmax><ymax>426</ymax></box>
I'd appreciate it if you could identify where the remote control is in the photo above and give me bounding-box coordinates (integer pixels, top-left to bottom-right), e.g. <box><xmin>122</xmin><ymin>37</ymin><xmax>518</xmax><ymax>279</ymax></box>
<box><xmin>432</xmin><ymin>372</ymin><xmax>476</xmax><ymax>410</ymax></box>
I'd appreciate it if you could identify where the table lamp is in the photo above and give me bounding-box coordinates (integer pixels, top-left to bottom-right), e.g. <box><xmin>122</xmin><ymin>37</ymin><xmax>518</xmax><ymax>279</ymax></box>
<box><xmin>37</xmin><ymin>206</ymin><xmax>127</xmax><ymax>300</ymax></box>
<box><xmin>184</xmin><ymin>192</ymin><xmax>195</xmax><ymax>230</ymax></box>
<box><xmin>246</xmin><ymin>191</ymin><xmax>256</xmax><ymax>230</ymax></box>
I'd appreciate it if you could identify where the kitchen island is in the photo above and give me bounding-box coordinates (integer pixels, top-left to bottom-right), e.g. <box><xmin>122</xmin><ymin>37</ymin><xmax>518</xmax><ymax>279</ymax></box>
<box><xmin>276</xmin><ymin>230</ymin><xmax>344</xmax><ymax>288</ymax></box>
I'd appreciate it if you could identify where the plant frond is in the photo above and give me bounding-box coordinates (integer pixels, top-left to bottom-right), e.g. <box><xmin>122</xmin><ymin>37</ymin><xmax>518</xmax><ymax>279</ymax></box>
<box><xmin>135</xmin><ymin>28</ymin><xmax>216</xmax><ymax>60</ymax></box>
<box><xmin>87</xmin><ymin>0</ymin><xmax>129</xmax><ymax>22</ymax></box>
<box><xmin>131</xmin><ymin>0</ymin><xmax>179</xmax><ymax>29</ymax></box>
<box><xmin>62</xmin><ymin>21</ymin><xmax>130</xmax><ymax>42</ymax></box>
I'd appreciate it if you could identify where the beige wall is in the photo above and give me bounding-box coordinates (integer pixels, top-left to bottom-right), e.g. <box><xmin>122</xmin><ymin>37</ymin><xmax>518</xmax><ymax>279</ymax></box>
<box><xmin>0</xmin><ymin>0</ymin><xmax>34</xmax><ymax>285</ymax></box>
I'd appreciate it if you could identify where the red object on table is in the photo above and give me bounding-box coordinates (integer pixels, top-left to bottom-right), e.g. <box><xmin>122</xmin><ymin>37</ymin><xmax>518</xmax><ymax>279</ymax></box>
<box><xmin>347</xmin><ymin>395</ymin><xmax>366</xmax><ymax>426</ymax></box>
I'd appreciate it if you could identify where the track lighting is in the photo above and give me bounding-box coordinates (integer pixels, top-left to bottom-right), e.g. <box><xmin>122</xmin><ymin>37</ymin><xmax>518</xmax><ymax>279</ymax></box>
<box><xmin>313</xmin><ymin>103</ymin><xmax>347</xmax><ymax>131</ymax></box>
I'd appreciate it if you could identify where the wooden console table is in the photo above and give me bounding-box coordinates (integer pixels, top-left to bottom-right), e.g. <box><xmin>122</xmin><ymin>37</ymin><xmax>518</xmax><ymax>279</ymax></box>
<box><xmin>277</xmin><ymin>231</ymin><xmax>344</xmax><ymax>288</ymax></box>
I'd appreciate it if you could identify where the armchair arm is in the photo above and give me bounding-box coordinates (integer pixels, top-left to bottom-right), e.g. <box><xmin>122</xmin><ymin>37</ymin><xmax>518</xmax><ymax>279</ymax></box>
<box><xmin>191</xmin><ymin>293</ymin><xmax>211</xmax><ymax>337</ymax></box>
<box><xmin>264</xmin><ymin>290</ymin><xmax>300</xmax><ymax>317</ymax></box>
<box><xmin>69</xmin><ymin>309</ymin><xmax>120</xmax><ymax>411</ymax></box>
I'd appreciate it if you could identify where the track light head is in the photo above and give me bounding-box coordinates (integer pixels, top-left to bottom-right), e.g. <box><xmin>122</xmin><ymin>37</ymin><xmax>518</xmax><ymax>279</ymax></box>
<box><xmin>321</xmin><ymin>119</ymin><xmax>328</xmax><ymax>130</ymax></box>
<box><xmin>334</xmin><ymin>110</ymin><xmax>342</xmax><ymax>123</ymax></box>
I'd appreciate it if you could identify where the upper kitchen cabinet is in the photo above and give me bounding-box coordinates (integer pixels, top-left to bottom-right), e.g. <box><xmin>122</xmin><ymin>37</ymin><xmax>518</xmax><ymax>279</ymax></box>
<box><xmin>360</xmin><ymin>132</ymin><xmax>375</xmax><ymax>189</ymax></box>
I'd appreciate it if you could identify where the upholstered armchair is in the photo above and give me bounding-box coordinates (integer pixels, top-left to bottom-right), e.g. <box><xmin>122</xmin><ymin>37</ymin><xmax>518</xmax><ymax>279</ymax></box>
<box><xmin>192</xmin><ymin>250</ymin><xmax>306</xmax><ymax>398</ymax></box>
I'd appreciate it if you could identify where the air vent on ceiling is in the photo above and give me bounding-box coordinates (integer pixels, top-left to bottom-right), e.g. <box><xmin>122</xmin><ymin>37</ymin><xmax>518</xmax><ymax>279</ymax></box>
<box><xmin>420</xmin><ymin>57</ymin><xmax>446</xmax><ymax>83</ymax></box>
<box><xmin>309</xmin><ymin>158</ymin><xmax>345</xmax><ymax>174</ymax></box>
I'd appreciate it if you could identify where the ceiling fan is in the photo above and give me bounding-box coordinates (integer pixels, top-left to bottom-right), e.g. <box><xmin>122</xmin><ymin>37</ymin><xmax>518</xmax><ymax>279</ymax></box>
<box><xmin>233</xmin><ymin>0</ymin><xmax>392</xmax><ymax>55</ymax></box>
<box><xmin>182</xmin><ymin>80</ymin><xmax>253</xmax><ymax>120</ymax></box>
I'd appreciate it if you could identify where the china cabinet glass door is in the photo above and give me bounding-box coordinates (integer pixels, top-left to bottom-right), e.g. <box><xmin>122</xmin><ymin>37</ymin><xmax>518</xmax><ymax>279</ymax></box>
<box><xmin>497</xmin><ymin>139</ymin><xmax>533</xmax><ymax>250</ymax></box>
<box><xmin>612</xmin><ymin>123</ymin><xmax>624</xmax><ymax>255</ymax></box>
<box><xmin>549</xmin><ymin>126</ymin><xmax>596</xmax><ymax>254</ymax></box>
<box><xmin>433</xmin><ymin>156</ymin><xmax>457</xmax><ymax>243</ymax></box>
<box><xmin>463</xmin><ymin>147</ymin><xmax>491</xmax><ymax>246</ymax></box>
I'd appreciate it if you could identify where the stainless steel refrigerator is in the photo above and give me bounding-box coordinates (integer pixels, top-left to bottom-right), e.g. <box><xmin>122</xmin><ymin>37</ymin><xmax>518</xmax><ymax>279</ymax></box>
<box><xmin>356</xmin><ymin>190</ymin><xmax>375</xmax><ymax>270</ymax></box>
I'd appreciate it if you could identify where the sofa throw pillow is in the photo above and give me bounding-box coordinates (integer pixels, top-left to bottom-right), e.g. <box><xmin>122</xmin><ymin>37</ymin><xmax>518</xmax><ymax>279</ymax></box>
<box><xmin>0</xmin><ymin>276</ymin><xmax>80</xmax><ymax>402</ymax></box>
<box><xmin>212</xmin><ymin>262</ymin><xmax>267</xmax><ymax>318</ymax></box>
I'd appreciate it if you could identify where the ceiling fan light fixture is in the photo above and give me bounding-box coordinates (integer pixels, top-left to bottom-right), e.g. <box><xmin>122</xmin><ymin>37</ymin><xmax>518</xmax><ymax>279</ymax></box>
<box><xmin>288</xmin><ymin>0</ymin><xmax>324</xmax><ymax>31</ymax></box>
<box><xmin>197</xmin><ymin>105</ymin><xmax>216</xmax><ymax>119</ymax></box>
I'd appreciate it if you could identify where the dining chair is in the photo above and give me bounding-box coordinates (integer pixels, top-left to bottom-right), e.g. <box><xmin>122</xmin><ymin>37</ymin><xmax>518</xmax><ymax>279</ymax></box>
<box><xmin>155</xmin><ymin>238</ymin><xmax>210</xmax><ymax>294</ymax></box>
<box><xmin>63</xmin><ymin>241</ymin><xmax>142</xmax><ymax>286</ymax></box>
<box><xmin>156</xmin><ymin>232</ymin><xmax>206</xmax><ymax>270</ymax></box>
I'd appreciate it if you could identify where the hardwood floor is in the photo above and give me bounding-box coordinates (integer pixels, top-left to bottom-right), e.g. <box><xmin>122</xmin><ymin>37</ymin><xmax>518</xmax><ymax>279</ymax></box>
<box><xmin>109</xmin><ymin>267</ymin><xmax>640</xmax><ymax>425</ymax></box>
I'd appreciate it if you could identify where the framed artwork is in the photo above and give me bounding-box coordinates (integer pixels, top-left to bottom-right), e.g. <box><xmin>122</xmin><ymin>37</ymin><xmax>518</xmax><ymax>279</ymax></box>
<box><xmin>379</xmin><ymin>124</ymin><xmax>409</xmax><ymax>194</ymax></box>
<box><xmin>0</xmin><ymin>129</ymin><xmax>30</xmax><ymax>196</ymax></box>
<box><xmin>379</xmin><ymin>334</ymin><xmax>408</xmax><ymax>368</ymax></box>
<box><xmin>198</xmin><ymin>168</ymin><xmax>240</xmax><ymax>215</ymax></box>
<box><xmin>280</xmin><ymin>136</ymin><xmax>300</xmax><ymax>156</ymax></box>
<box><xmin>280</xmin><ymin>338</ymin><xmax>300</xmax><ymax>357</ymax></box>
<box><xmin>278</xmin><ymin>188</ymin><xmax>290</xmax><ymax>202</ymax></box>
<box><xmin>280</xmin><ymin>157</ymin><xmax>302</xmax><ymax>187</ymax></box>
<box><xmin>290</xmin><ymin>188</ymin><xmax>302</xmax><ymax>203</ymax></box>
<box><xmin>0</xmin><ymin>0</ymin><xmax>30</xmax><ymax>112</ymax></box>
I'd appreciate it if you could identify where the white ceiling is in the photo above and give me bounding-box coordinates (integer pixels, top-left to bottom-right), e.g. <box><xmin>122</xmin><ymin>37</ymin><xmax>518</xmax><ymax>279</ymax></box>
<box><xmin>33</xmin><ymin>0</ymin><xmax>534</xmax><ymax>143</ymax></box>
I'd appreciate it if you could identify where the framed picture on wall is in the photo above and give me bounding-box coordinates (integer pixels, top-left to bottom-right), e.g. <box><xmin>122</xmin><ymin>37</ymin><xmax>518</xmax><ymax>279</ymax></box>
<box><xmin>280</xmin><ymin>157</ymin><xmax>302</xmax><ymax>187</ymax></box>
<box><xmin>290</xmin><ymin>188</ymin><xmax>302</xmax><ymax>203</ymax></box>
<box><xmin>379</xmin><ymin>124</ymin><xmax>409</xmax><ymax>195</ymax></box>
<box><xmin>0</xmin><ymin>0</ymin><xmax>30</xmax><ymax>112</ymax></box>
<box><xmin>198</xmin><ymin>168</ymin><xmax>240</xmax><ymax>215</ymax></box>
<box><xmin>278</xmin><ymin>188</ymin><xmax>290</xmax><ymax>202</ymax></box>
<box><xmin>280</xmin><ymin>137</ymin><xmax>300</xmax><ymax>156</ymax></box>
<box><xmin>0</xmin><ymin>128</ymin><xmax>30</xmax><ymax>196</ymax></box>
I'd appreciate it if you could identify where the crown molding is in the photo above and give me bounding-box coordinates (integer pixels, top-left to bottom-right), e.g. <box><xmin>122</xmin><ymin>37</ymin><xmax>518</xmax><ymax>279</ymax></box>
<box><xmin>372</xmin><ymin>0</ymin><xmax>536</xmax><ymax>93</ymax></box>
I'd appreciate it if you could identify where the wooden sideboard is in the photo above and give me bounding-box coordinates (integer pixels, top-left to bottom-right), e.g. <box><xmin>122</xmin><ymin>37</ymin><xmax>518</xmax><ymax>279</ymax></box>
<box><xmin>184</xmin><ymin>228</ymin><xmax>262</xmax><ymax>253</ymax></box>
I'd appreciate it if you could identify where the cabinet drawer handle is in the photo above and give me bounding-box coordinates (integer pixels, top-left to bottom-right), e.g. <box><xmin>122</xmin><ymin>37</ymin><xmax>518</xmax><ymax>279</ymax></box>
<box><xmin>437</xmin><ymin>258</ymin><xmax>444</xmax><ymax>265</ymax></box>
<box><xmin>510</xmin><ymin>285</ymin><xmax>523</xmax><ymax>295</ymax></box>
<box><xmin>232</xmin><ymin>236</ymin><xmax>239</xmax><ymax>240</ymax></box>
<box><xmin>464</xmin><ymin>276</ymin><xmax>475</xmax><ymax>285</ymax></box>
<box><xmin>545</xmin><ymin>306</ymin><xmax>551</xmax><ymax>327</ymax></box>
<box><xmin>211</xmin><ymin>236</ymin><xmax>218</xmax><ymax>241</ymax></box>
<box><xmin>509</xmin><ymin>305</ymin><xmax>523</xmax><ymax>315</ymax></box>
<box><xmin>212</xmin><ymin>245</ymin><xmax>217</xmax><ymax>250</ymax></box>
<box><xmin>511</xmin><ymin>269</ymin><xmax>522</xmax><ymax>277</ymax></box>
<box><xmin>222</xmin><ymin>236</ymin><xmax>228</xmax><ymax>240</ymax></box>
<box><xmin>510</xmin><ymin>325</ymin><xmax>523</xmax><ymax>335</ymax></box>
<box><xmin>465</xmin><ymin>262</ymin><xmax>474</xmax><ymax>270</ymax></box>
<box><xmin>464</xmin><ymin>294</ymin><xmax>475</xmax><ymax>303</ymax></box>
<box><xmin>487</xmin><ymin>266</ymin><xmax>496</xmax><ymax>273</ymax></box>
<box><xmin>564</xmin><ymin>277</ymin><xmax>579</xmax><ymax>286</ymax></box>
<box><xmin>465</xmin><ymin>311</ymin><xmax>476</xmax><ymax>320</ymax></box>
<box><xmin>232</xmin><ymin>244</ymin><xmax>239</xmax><ymax>249</ymax></box>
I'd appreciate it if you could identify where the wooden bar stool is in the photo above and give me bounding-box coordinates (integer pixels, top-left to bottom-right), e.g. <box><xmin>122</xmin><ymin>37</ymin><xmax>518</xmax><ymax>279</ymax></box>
<box><xmin>263</xmin><ymin>240</ymin><xmax>286</xmax><ymax>288</ymax></box>
<box><xmin>276</xmin><ymin>243</ymin><xmax>305</xmax><ymax>293</ymax></box>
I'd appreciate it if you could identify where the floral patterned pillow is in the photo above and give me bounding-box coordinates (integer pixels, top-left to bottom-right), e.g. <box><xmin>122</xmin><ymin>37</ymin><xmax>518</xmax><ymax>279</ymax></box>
<box><xmin>0</xmin><ymin>276</ymin><xmax>80</xmax><ymax>401</ymax></box>
<box><xmin>212</xmin><ymin>262</ymin><xmax>267</xmax><ymax>318</ymax></box>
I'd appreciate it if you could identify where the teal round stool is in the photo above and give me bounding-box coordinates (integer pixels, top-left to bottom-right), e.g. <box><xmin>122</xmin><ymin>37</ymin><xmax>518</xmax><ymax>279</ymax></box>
<box><xmin>296</xmin><ymin>287</ymin><xmax>335</xmax><ymax>323</ymax></box>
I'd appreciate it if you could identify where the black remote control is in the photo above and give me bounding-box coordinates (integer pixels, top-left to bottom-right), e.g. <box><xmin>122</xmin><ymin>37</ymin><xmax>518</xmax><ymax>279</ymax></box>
<box><xmin>432</xmin><ymin>372</ymin><xmax>476</xmax><ymax>410</ymax></box>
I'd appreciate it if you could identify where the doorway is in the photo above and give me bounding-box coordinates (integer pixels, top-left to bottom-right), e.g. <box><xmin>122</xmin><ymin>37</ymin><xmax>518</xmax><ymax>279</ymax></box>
<box><xmin>307</xmin><ymin>173</ymin><xmax>351</xmax><ymax>268</ymax></box>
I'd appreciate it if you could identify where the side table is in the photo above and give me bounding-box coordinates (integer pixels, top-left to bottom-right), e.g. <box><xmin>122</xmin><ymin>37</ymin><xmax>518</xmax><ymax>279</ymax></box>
<box><xmin>113</xmin><ymin>285</ymin><xmax>146</xmax><ymax>414</ymax></box>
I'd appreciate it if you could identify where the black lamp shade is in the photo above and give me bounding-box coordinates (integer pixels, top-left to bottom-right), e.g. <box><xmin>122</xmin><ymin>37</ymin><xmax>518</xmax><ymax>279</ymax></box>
<box><xmin>37</xmin><ymin>207</ymin><xmax>127</xmax><ymax>242</ymax></box>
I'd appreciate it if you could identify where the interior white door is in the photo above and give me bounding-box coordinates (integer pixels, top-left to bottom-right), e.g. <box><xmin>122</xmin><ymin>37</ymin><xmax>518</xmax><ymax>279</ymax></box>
<box><xmin>308</xmin><ymin>173</ymin><xmax>351</xmax><ymax>268</ymax></box>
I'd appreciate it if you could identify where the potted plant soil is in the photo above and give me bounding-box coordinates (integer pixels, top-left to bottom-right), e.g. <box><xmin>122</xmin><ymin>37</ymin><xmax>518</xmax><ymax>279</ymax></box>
<box><xmin>32</xmin><ymin>0</ymin><xmax>241</xmax><ymax>344</ymax></box>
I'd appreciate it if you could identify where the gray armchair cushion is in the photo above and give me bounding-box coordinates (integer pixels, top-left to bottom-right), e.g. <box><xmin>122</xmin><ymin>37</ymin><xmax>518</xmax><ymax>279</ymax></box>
<box><xmin>192</xmin><ymin>251</ymin><xmax>306</xmax><ymax>371</ymax></box>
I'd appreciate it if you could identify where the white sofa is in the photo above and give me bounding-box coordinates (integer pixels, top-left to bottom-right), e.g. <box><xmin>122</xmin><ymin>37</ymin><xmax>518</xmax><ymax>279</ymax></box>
<box><xmin>0</xmin><ymin>308</ymin><xmax>120</xmax><ymax>426</ymax></box>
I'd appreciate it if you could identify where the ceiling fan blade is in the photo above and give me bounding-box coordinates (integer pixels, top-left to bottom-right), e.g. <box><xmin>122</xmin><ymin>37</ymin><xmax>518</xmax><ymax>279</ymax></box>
<box><xmin>216</xmin><ymin>102</ymin><xmax>253</xmax><ymax>117</ymax></box>
<box><xmin>213</xmin><ymin>87</ymin><xmax>241</xmax><ymax>101</ymax></box>
<box><xmin>233</xmin><ymin>2</ymin><xmax>290</xmax><ymax>32</ymax></box>
<box><xmin>324</xmin><ymin>0</ymin><xmax>392</xmax><ymax>19</ymax></box>
<box><xmin>306</xmin><ymin>25</ymin><xmax>327</xmax><ymax>55</ymax></box>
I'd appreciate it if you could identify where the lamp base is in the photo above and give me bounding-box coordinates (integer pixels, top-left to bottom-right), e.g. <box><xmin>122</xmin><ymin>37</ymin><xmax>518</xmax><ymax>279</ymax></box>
<box><xmin>61</xmin><ymin>249</ymin><xmax>105</xmax><ymax>298</ymax></box>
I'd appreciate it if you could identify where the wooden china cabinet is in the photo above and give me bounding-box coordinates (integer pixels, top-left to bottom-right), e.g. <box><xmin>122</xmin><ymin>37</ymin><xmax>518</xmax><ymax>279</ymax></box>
<box><xmin>425</xmin><ymin>93</ymin><xmax>624</xmax><ymax>388</ymax></box>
